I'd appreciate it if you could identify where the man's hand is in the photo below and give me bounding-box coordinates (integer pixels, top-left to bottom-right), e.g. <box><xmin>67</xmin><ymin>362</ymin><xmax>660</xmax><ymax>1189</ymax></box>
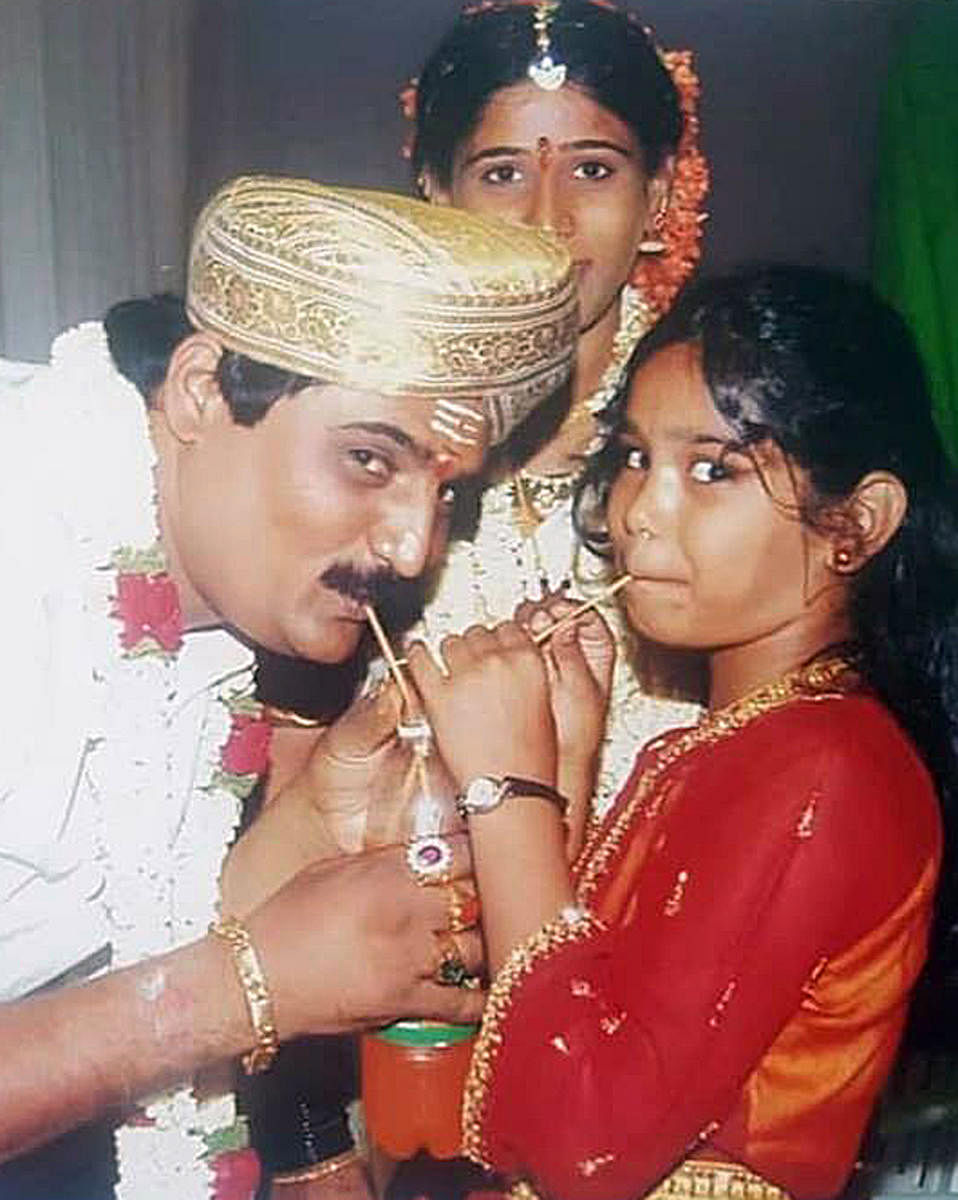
<box><xmin>0</xmin><ymin>838</ymin><xmax>483</xmax><ymax>1164</ymax></box>
<box><xmin>248</xmin><ymin>837</ymin><xmax>484</xmax><ymax>1039</ymax></box>
<box><xmin>222</xmin><ymin>682</ymin><xmax>458</xmax><ymax>916</ymax></box>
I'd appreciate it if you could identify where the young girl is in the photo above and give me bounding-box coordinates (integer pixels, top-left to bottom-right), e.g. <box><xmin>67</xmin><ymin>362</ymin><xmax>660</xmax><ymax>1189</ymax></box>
<box><xmin>407</xmin><ymin>265</ymin><xmax>958</xmax><ymax>1199</ymax></box>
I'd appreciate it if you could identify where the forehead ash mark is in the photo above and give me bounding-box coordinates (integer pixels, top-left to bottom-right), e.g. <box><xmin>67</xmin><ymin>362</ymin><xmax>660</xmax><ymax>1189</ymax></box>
<box><xmin>429</xmin><ymin>398</ymin><xmax>487</xmax><ymax>448</ymax></box>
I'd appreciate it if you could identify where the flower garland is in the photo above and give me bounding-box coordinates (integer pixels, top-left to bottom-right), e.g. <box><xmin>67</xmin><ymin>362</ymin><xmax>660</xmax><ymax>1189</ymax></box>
<box><xmin>107</xmin><ymin>545</ymin><xmax>271</xmax><ymax>1200</ymax></box>
<box><xmin>629</xmin><ymin>47</ymin><xmax>709</xmax><ymax>318</ymax></box>
<box><xmin>28</xmin><ymin>322</ymin><xmax>269</xmax><ymax>1200</ymax></box>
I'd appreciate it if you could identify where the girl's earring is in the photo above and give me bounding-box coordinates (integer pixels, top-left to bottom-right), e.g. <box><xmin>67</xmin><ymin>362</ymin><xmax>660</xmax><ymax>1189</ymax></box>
<box><xmin>832</xmin><ymin>546</ymin><xmax>855</xmax><ymax>571</ymax></box>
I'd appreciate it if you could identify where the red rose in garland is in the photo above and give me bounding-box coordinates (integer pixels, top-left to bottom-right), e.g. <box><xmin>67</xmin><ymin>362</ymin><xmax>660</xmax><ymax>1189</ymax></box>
<box><xmin>211</xmin><ymin>1147</ymin><xmax>262</xmax><ymax>1200</ymax></box>
<box><xmin>110</xmin><ymin>545</ymin><xmax>271</xmax><ymax>798</ymax></box>
<box><xmin>109</xmin><ymin>544</ymin><xmax>183</xmax><ymax>657</ymax></box>
<box><xmin>209</xmin><ymin>689</ymin><xmax>273</xmax><ymax>800</ymax></box>
<box><xmin>221</xmin><ymin>714</ymin><xmax>272</xmax><ymax>777</ymax></box>
<box><xmin>112</xmin><ymin>571</ymin><xmax>183</xmax><ymax>654</ymax></box>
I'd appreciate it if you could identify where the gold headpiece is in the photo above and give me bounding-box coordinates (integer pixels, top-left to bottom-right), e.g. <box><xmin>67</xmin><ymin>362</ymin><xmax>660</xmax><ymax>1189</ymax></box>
<box><xmin>187</xmin><ymin>175</ymin><xmax>577</xmax><ymax>444</ymax></box>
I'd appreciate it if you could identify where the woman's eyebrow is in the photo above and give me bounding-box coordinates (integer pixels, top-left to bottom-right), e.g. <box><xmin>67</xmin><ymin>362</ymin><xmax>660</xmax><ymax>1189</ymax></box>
<box><xmin>460</xmin><ymin>144</ymin><xmax>529</xmax><ymax>168</ymax></box>
<box><xmin>462</xmin><ymin>138</ymin><xmax>633</xmax><ymax>169</ymax></box>
<box><xmin>562</xmin><ymin>138</ymin><xmax>634</xmax><ymax>157</ymax></box>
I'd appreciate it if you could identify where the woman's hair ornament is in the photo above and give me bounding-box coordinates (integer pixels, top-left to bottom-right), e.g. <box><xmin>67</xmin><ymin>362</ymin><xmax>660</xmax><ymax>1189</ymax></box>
<box><xmin>527</xmin><ymin>2</ymin><xmax>567</xmax><ymax>91</ymax></box>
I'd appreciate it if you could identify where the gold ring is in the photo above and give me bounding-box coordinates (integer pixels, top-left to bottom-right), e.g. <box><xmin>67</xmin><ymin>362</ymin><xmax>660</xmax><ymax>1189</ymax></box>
<box><xmin>446</xmin><ymin>882</ymin><xmax>480</xmax><ymax>933</ymax></box>
<box><xmin>432</xmin><ymin>930</ymin><xmax>470</xmax><ymax>988</ymax></box>
<box><xmin>406</xmin><ymin>833</ymin><xmax>454</xmax><ymax>887</ymax></box>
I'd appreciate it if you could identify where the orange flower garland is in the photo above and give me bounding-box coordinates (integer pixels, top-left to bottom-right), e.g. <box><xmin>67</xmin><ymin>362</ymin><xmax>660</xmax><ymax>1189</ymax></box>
<box><xmin>630</xmin><ymin>48</ymin><xmax>709</xmax><ymax>318</ymax></box>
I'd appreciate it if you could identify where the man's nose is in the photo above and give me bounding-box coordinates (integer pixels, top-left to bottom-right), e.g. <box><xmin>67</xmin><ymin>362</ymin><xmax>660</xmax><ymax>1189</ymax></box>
<box><xmin>369</xmin><ymin>499</ymin><xmax>435</xmax><ymax>580</ymax></box>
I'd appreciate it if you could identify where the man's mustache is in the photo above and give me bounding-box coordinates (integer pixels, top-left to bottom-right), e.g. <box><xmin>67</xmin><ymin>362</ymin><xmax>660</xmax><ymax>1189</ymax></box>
<box><xmin>319</xmin><ymin>562</ymin><xmax>430</xmax><ymax>635</ymax></box>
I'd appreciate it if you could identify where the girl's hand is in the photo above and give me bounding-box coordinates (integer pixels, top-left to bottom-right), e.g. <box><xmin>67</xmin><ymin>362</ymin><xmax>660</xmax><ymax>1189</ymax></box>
<box><xmin>406</xmin><ymin>621</ymin><xmax>557</xmax><ymax>788</ymax></box>
<box><xmin>517</xmin><ymin>595</ymin><xmax>615</xmax><ymax>772</ymax></box>
<box><xmin>517</xmin><ymin>596</ymin><xmax>616</xmax><ymax>853</ymax></box>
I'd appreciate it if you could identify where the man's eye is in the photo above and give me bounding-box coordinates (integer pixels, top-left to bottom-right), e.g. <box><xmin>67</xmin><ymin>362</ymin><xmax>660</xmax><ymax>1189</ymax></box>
<box><xmin>481</xmin><ymin>163</ymin><xmax>523</xmax><ymax>186</ymax></box>
<box><xmin>348</xmin><ymin>448</ymin><xmax>391</xmax><ymax>479</ymax></box>
<box><xmin>572</xmin><ymin>161</ymin><xmax>613</xmax><ymax>181</ymax></box>
<box><xmin>689</xmin><ymin>458</ymin><xmax>730</xmax><ymax>484</ymax></box>
<box><xmin>438</xmin><ymin>482</ymin><xmax>457</xmax><ymax>508</ymax></box>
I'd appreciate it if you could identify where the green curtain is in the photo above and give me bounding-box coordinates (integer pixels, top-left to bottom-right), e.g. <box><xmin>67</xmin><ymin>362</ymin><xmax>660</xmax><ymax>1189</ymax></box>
<box><xmin>873</xmin><ymin>4</ymin><xmax>958</xmax><ymax>462</ymax></box>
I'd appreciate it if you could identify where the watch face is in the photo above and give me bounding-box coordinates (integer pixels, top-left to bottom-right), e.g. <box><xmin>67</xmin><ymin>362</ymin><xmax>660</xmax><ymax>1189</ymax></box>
<box><xmin>466</xmin><ymin>776</ymin><xmax>501</xmax><ymax>812</ymax></box>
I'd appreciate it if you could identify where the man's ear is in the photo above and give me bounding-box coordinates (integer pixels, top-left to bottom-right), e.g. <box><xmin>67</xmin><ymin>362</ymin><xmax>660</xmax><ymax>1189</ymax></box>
<box><xmin>826</xmin><ymin>471</ymin><xmax>908</xmax><ymax>574</ymax></box>
<box><xmin>157</xmin><ymin>331</ymin><xmax>226</xmax><ymax>444</ymax></box>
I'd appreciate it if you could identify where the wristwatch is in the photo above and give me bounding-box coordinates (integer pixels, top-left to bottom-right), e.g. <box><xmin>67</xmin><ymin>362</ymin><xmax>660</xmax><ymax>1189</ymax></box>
<box><xmin>456</xmin><ymin>774</ymin><xmax>568</xmax><ymax>819</ymax></box>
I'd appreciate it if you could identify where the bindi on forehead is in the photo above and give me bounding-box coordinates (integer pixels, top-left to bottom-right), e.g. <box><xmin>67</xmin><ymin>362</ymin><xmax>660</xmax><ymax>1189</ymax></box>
<box><xmin>536</xmin><ymin>135</ymin><xmax>554</xmax><ymax>166</ymax></box>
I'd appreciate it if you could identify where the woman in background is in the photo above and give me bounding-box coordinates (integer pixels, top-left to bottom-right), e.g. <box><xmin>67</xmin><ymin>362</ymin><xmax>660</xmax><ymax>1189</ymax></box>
<box><xmin>405</xmin><ymin>0</ymin><xmax>709</xmax><ymax>817</ymax></box>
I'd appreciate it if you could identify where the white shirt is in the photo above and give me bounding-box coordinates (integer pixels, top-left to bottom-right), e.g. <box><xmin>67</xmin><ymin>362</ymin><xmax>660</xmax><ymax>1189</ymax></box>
<box><xmin>0</xmin><ymin>324</ymin><xmax>250</xmax><ymax>1000</ymax></box>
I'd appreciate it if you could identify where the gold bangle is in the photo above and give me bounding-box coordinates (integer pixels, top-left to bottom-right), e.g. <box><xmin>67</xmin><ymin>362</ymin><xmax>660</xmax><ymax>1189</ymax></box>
<box><xmin>272</xmin><ymin>1149</ymin><xmax>361</xmax><ymax>1184</ymax></box>
<box><xmin>210</xmin><ymin>917</ymin><xmax>280</xmax><ymax>1074</ymax></box>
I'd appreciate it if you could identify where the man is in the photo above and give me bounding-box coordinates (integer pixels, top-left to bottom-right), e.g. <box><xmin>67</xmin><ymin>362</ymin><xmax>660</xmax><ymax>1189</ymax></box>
<box><xmin>0</xmin><ymin>175</ymin><xmax>576</xmax><ymax>1196</ymax></box>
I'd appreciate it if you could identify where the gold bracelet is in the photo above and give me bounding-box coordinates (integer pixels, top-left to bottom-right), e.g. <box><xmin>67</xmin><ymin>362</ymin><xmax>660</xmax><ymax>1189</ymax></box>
<box><xmin>210</xmin><ymin>917</ymin><xmax>280</xmax><ymax>1074</ymax></box>
<box><xmin>272</xmin><ymin>1149</ymin><xmax>361</xmax><ymax>1185</ymax></box>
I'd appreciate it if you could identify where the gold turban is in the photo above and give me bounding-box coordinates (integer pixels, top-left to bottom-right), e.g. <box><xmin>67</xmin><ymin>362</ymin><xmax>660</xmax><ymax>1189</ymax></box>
<box><xmin>186</xmin><ymin>175</ymin><xmax>578</xmax><ymax>443</ymax></box>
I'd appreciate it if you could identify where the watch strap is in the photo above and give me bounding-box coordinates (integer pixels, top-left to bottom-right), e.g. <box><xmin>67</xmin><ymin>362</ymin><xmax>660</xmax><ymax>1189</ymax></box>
<box><xmin>501</xmin><ymin>775</ymin><xmax>568</xmax><ymax>814</ymax></box>
<box><xmin>457</xmin><ymin>774</ymin><xmax>568</xmax><ymax>818</ymax></box>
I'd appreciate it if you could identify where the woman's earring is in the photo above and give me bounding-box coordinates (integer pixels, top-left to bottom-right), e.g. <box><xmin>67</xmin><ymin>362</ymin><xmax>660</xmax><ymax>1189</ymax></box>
<box><xmin>638</xmin><ymin>210</ymin><xmax>667</xmax><ymax>255</ymax></box>
<box><xmin>832</xmin><ymin>546</ymin><xmax>855</xmax><ymax>571</ymax></box>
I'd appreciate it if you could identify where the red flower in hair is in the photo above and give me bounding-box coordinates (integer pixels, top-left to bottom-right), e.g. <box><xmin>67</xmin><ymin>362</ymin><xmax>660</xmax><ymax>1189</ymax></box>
<box><xmin>112</xmin><ymin>571</ymin><xmax>183</xmax><ymax>656</ymax></box>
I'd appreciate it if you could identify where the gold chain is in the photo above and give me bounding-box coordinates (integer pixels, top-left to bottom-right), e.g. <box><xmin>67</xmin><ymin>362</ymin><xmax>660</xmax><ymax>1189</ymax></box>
<box><xmin>510</xmin><ymin>284</ymin><xmax>651</xmax><ymax>537</ymax></box>
<box><xmin>574</xmin><ymin>655</ymin><xmax>858</xmax><ymax>900</ymax></box>
<box><xmin>261</xmin><ymin>702</ymin><xmax>326</xmax><ymax>729</ymax></box>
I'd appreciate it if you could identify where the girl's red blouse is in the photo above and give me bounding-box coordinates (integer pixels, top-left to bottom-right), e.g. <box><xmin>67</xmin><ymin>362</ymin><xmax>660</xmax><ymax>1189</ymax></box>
<box><xmin>464</xmin><ymin>690</ymin><xmax>942</xmax><ymax>1200</ymax></box>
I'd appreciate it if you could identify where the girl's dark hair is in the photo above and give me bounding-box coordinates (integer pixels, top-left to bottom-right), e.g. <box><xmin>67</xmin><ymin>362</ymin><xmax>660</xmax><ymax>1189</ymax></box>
<box><xmin>411</xmin><ymin>0</ymin><xmax>682</xmax><ymax>189</ymax></box>
<box><xmin>103</xmin><ymin>293</ymin><xmax>315</xmax><ymax>425</ymax></box>
<box><xmin>579</xmin><ymin>264</ymin><xmax>958</xmax><ymax>959</ymax></box>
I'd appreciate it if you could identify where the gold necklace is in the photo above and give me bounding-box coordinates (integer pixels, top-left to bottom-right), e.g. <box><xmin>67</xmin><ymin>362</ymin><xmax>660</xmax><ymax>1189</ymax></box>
<box><xmin>511</xmin><ymin>471</ymin><xmax>578</xmax><ymax>537</ymax></box>
<box><xmin>511</xmin><ymin>284</ymin><xmax>651</xmax><ymax>537</ymax></box>
<box><xmin>574</xmin><ymin>654</ymin><xmax>859</xmax><ymax>901</ymax></box>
